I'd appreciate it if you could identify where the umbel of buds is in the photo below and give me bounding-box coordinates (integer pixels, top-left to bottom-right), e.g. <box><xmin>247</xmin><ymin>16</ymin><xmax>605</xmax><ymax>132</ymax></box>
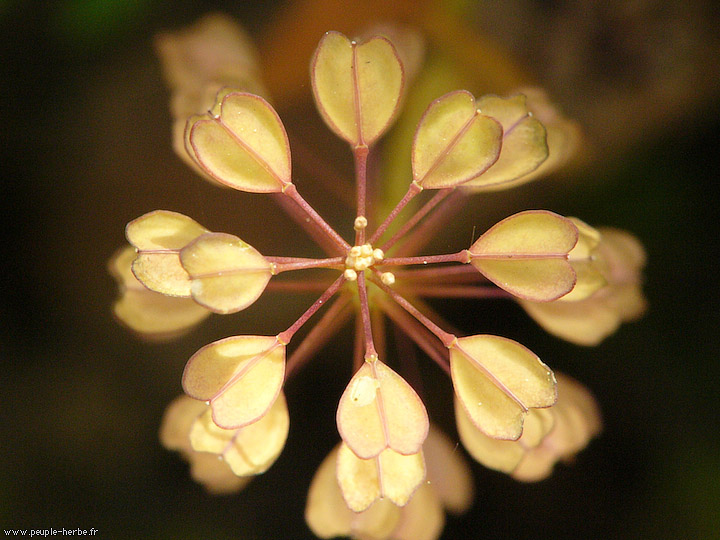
<box><xmin>110</xmin><ymin>15</ymin><xmax>646</xmax><ymax>540</ymax></box>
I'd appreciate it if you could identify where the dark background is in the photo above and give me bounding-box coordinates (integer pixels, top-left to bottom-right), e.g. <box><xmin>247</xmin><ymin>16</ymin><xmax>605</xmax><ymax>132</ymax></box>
<box><xmin>2</xmin><ymin>1</ymin><xmax>719</xmax><ymax>538</ymax></box>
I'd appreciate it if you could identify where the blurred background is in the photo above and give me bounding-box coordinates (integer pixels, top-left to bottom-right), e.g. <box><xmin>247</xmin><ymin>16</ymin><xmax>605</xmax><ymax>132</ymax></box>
<box><xmin>2</xmin><ymin>0</ymin><xmax>719</xmax><ymax>538</ymax></box>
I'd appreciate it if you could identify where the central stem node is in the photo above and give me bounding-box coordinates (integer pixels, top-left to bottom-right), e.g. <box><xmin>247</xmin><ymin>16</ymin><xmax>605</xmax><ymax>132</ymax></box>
<box><xmin>343</xmin><ymin>243</ymin><xmax>384</xmax><ymax>281</ymax></box>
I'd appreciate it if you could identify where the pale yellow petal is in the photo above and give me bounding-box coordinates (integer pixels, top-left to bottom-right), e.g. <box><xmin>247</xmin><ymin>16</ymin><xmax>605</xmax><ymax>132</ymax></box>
<box><xmin>562</xmin><ymin>218</ymin><xmax>606</xmax><ymax>301</ymax></box>
<box><xmin>465</xmin><ymin>94</ymin><xmax>548</xmax><ymax>188</ymax></box>
<box><xmin>222</xmin><ymin>392</ymin><xmax>289</xmax><ymax>475</ymax></box>
<box><xmin>337</xmin><ymin>360</ymin><xmax>428</xmax><ymax>459</ymax></box>
<box><xmin>456</xmin><ymin>399</ymin><xmax>554</xmax><ymax>474</ymax></box>
<box><xmin>470</xmin><ymin>211</ymin><xmax>578</xmax><ymax>301</ymax></box>
<box><xmin>125</xmin><ymin>210</ymin><xmax>209</xmax><ymax>251</ymax></box>
<box><xmin>450</xmin><ymin>335</ymin><xmax>556</xmax><ymax>440</ymax></box>
<box><xmin>131</xmin><ymin>253</ymin><xmax>192</xmax><ymax>297</ymax></box>
<box><xmin>109</xmin><ymin>246</ymin><xmax>210</xmax><ymax>339</ymax></box>
<box><xmin>306</xmin><ymin>446</ymin><xmax>403</xmax><ymax>539</ymax></box>
<box><xmin>392</xmin><ymin>483</ymin><xmax>445</xmax><ymax>540</ymax></box>
<box><xmin>180</xmin><ymin>232</ymin><xmax>272</xmax><ymax>314</ymax></box>
<box><xmin>305</xmin><ymin>446</ymin><xmax>355</xmax><ymax>538</ymax></box>
<box><xmin>355</xmin><ymin>36</ymin><xmax>405</xmax><ymax>145</ymax></box>
<box><xmin>351</xmin><ymin>500</ymin><xmax>401</xmax><ymax>540</ymax></box>
<box><xmin>186</xmin><ymin>92</ymin><xmax>290</xmax><ymax>192</ymax></box>
<box><xmin>190</xmin><ymin>392</ymin><xmax>289</xmax><ymax>475</ymax></box>
<box><xmin>114</xmin><ymin>287</ymin><xmax>210</xmax><ymax>339</ymax></box>
<box><xmin>510</xmin><ymin>446</ymin><xmax>557</xmax><ymax>482</ymax></box>
<box><xmin>158</xmin><ymin>395</ymin><xmax>249</xmax><ymax>494</ymax></box>
<box><xmin>182</xmin><ymin>335</ymin><xmax>285</xmax><ymax>429</ymax></box>
<box><xmin>125</xmin><ymin>211</ymin><xmax>210</xmax><ymax>296</ymax></box>
<box><xmin>336</xmin><ymin>445</ymin><xmax>425</xmax><ymax>513</ymax></box>
<box><xmin>311</xmin><ymin>31</ymin><xmax>403</xmax><ymax>146</ymax></box>
<box><xmin>455</xmin><ymin>397</ymin><xmax>524</xmax><ymax>473</ymax></box>
<box><xmin>159</xmin><ymin>395</ymin><xmax>207</xmax><ymax>453</ymax></box>
<box><xmin>412</xmin><ymin>91</ymin><xmax>502</xmax><ymax>189</ymax></box>
<box><xmin>520</xmin><ymin>297</ymin><xmax>620</xmax><ymax>346</ymax></box>
<box><xmin>514</xmin><ymin>87</ymin><xmax>583</xmax><ymax>184</ymax></box>
<box><xmin>471</xmin><ymin>210</ymin><xmax>578</xmax><ymax>255</ymax></box>
<box><xmin>512</xmin><ymin>374</ymin><xmax>601</xmax><ymax>482</ymax></box>
<box><xmin>377</xmin><ymin>448</ymin><xmax>426</xmax><ymax>507</ymax></box>
<box><xmin>337</xmin><ymin>442</ymin><xmax>381</xmax><ymax>512</ymax></box>
<box><xmin>472</xmin><ymin>258</ymin><xmax>577</xmax><ymax>302</ymax></box>
<box><xmin>188</xmin><ymin>452</ymin><xmax>252</xmax><ymax>494</ymax></box>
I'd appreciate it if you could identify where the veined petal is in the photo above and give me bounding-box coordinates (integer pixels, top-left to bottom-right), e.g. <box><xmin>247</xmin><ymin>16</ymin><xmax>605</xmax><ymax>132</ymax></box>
<box><xmin>337</xmin><ymin>359</ymin><xmax>428</xmax><ymax>459</ymax></box>
<box><xmin>109</xmin><ymin>246</ymin><xmax>210</xmax><ymax>339</ymax></box>
<box><xmin>180</xmin><ymin>232</ymin><xmax>272</xmax><ymax>314</ymax></box>
<box><xmin>450</xmin><ymin>335</ymin><xmax>556</xmax><ymax>440</ymax></box>
<box><xmin>464</xmin><ymin>94</ymin><xmax>548</xmax><ymax>189</ymax></box>
<box><xmin>186</xmin><ymin>91</ymin><xmax>291</xmax><ymax>192</ymax></box>
<box><xmin>469</xmin><ymin>210</ymin><xmax>578</xmax><ymax>301</ymax></box>
<box><xmin>305</xmin><ymin>445</ymin><xmax>401</xmax><ymax>539</ymax></box>
<box><xmin>455</xmin><ymin>398</ymin><xmax>554</xmax><ymax>473</ymax></box>
<box><xmin>182</xmin><ymin>335</ymin><xmax>285</xmax><ymax>429</ymax></box>
<box><xmin>337</xmin><ymin>443</ymin><xmax>425</xmax><ymax>512</ymax></box>
<box><xmin>125</xmin><ymin>210</ymin><xmax>210</xmax><ymax>296</ymax></box>
<box><xmin>158</xmin><ymin>395</ymin><xmax>250</xmax><ymax>494</ymax></box>
<box><xmin>412</xmin><ymin>90</ymin><xmax>502</xmax><ymax>189</ymax></box>
<box><xmin>311</xmin><ymin>31</ymin><xmax>404</xmax><ymax>146</ymax></box>
<box><xmin>189</xmin><ymin>392</ymin><xmax>289</xmax><ymax>476</ymax></box>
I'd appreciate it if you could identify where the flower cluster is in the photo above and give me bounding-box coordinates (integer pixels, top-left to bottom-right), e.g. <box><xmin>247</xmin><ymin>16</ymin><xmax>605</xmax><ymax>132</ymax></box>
<box><xmin>110</xmin><ymin>15</ymin><xmax>646</xmax><ymax>539</ymax></box>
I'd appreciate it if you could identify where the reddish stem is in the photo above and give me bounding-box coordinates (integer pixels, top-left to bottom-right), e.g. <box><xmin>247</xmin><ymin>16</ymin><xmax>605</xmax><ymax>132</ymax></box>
<box><xmin>271</xmin><ymin>192</ymin><xmax>339</xmax><ymax>256</ymax></box>
<box><xmin>380</xmin><ymin>189</ymin><xmax>452</xmax><ymax>253</ymax></box>
<box><xmin>266</xmin><ymin>279</ymin><xmax>333</xmax><ymax>293</ymax></box>
<box><xmin>283</xmin><ymin>183</ymin><xmax>350</xmax><ymax>252</ymax></box>
<box><xmin>269</xmin><ymin>256</ymin><xmax>344</xmax><ymax>273</ymax></box>
<box><xmin>395</xmin><ymin>188</ymin><xmax>468</xmax><ymax>256</ymax></box>
<box><xmin>381</xmin><ymin>250</ymin><xmax>470</xmax><ymax>267</ymax></box>
<box><xmin>376</xmin><ymin>295</ymin><xmax>450</xmax><ymax>376</ymax></box>
<box><xmin>356</xmin><ymin>271</ymin><xmax>378</xmax><ymax>359</ymax></box>
<box><xmin>370</xmin><ymin>269</ymin><xmax>456</xmax><ymax>348</ymax></box>
<box><xmin>368</xmin><ymin>182</ymin><xmax>422</xmax><ymax>245</ymax></box>
<box><xmin>394</xmin><ymin>264</ymin><xmax>483</xmax><ymax>282</ymax></box>
<box><xmin>277</xmin><ymin>274</ymin><xmax>346</xmax><ymax>344</ymax></box>
<box><xmin>397</xmin><ymin>284</ymin><xmax>510</xmax><ymax>299</ymax></box>
<box><xmin>354</xmin><ymin>145</ymin><xmax>369</xmax><ymax>245</ymax></box>
<box><xmin>285</xmin><ymin>294</ymin><xmax>352</xmax><ymax>380</ymax></box>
